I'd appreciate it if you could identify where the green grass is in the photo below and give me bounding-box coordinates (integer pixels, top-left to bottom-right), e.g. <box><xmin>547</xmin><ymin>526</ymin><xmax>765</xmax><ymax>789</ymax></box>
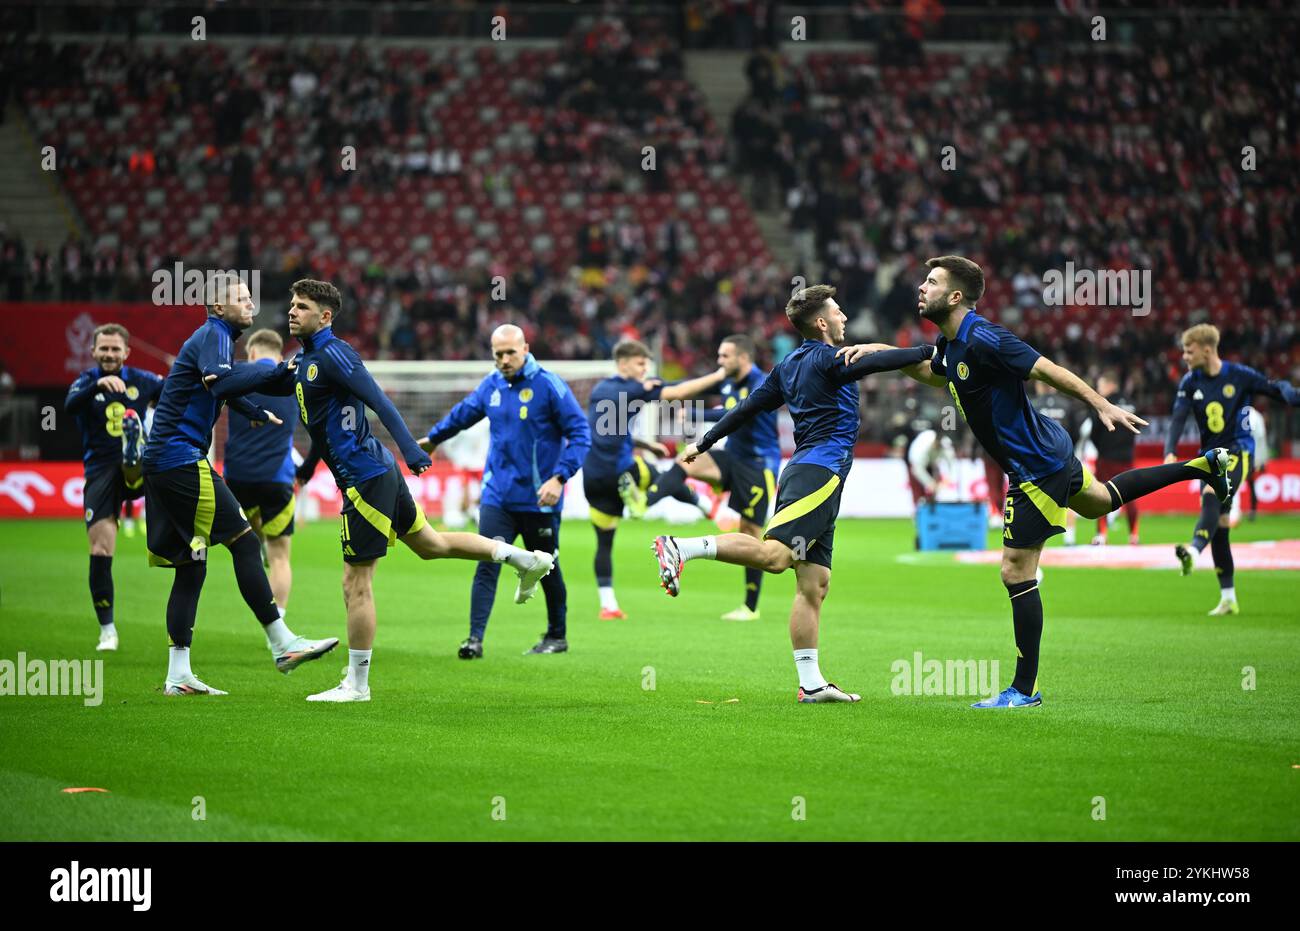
<box><xmin>2</xmin><ymin>514</ymin><xmax>1298</xmax><ymax>840</ymax></box>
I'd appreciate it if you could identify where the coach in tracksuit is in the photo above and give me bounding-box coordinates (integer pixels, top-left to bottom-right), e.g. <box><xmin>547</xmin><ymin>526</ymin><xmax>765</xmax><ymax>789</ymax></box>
<box><xmin>422</xmin><ymin>325</ymin><xmax>591</xmax><ymax>658</ymax></box>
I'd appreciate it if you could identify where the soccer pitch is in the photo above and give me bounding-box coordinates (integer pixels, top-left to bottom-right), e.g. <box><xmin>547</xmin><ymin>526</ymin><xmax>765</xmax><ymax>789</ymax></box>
<box><xmin>2</xmin><ymin>515</ymin><xmax>1297</xmax><ymax>841</ymax></box>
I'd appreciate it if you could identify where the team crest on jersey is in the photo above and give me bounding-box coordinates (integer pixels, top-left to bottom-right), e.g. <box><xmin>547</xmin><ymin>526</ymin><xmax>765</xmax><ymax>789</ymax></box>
<box><xmin>957</xmin><ymin>362</ymin><xmax>970</xmax><ymax>380</ymax></box>
<box><xmin>519</xmin><ymin>388</ymin><xmax>534</xmax><ymax>402</ymax></box>
<box><xmin>126</xmin><ymin>385</ymin><xmax>139</xmax><ymax>400</ymax></box>
<box><xmin>85</xmin><ymin>508</ymin><xmax>93</xmax><ymax>522</ymax></box>
<box><xmin>739</xmin><ymin>388</ymin><xmax>749</xmax><ymax>399</ymax></box>
<box><xmin>307</xmin><ymin>363</ymin><xmax>319</xmax><ymax>381</ymax></box>
<box><xmin>1223</xmin><ymin>384</ymin><xmax>1236</xmax><ymax>398</ymax></box>
<box><xmin>490</xmin><ymin>389</ymin><xmax>501</xmax><ymax>407</ymax></box>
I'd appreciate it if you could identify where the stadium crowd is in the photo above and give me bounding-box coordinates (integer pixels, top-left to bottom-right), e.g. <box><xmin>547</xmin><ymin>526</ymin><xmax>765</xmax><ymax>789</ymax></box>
<box><xmin>4</xmin><ymin>8</ymin><xmax>1298</xmax><ymax>447</ymax></box>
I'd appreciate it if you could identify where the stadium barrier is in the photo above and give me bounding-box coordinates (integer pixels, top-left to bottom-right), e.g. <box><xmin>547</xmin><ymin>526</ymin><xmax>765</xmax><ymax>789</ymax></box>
<box><xmin>6</xmin><ymin>458</ymin><xmax>1300</xmax><ymax>519</ymax></box>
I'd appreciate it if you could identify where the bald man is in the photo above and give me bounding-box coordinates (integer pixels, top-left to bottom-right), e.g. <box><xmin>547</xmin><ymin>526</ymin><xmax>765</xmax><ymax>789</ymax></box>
<box><xmin>423</xmin><ymin>325</ymin><xmax>592</xmax><ymax>657</ymax></box>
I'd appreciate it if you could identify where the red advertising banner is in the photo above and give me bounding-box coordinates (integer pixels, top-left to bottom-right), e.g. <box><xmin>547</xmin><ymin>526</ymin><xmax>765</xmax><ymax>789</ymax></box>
<box><xmin>4</xmin><ymin>459</ymin><xmax>1299</xmax><ymax>519</ymax></box>
<box><xmin>0</xmin><ymin>303</ymin><xmax>210</xmax><ymax>387</ymax></box>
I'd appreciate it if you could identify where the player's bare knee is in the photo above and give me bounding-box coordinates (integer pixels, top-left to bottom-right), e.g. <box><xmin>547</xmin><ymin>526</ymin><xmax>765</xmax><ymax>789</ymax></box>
<box><xmin>764</xmin><ymin>544</ymin><xmax>792</xmax><ymax>573</ymax></box>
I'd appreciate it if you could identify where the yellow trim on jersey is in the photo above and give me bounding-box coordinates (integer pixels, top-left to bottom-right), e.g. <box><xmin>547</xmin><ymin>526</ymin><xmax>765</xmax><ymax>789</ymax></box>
<box><xmin>245</xmin><ymin>505</ymin><xmax>262</xmax><ymax>521</ymax></box>
<box><xmin>1079</xmin><ymin>461</ymin><xmax>1094</xmax><ymax>493</ymax></box>
<box><xmin>764</xmin><ymin>468</ymin><xmax>777</xmax><ymax>506</ymax></box>
<box><xmin>192</xmin><ymin>460</ymin><xmax>216</xmax><ymax>551</ymax></box>
<box><xmin>765</xmin><ymin>474</ymin><xmax>841</xmax><ymax>534</ymax></box>
<box><xmin>589</xmin><ymin>506</ymin><xmax>620</xmax><ymax>530</ymax></box>
<box><xmin>147</xmin><ymin>550</ymin><xmax>173</xmax><ymax>567</ymax></box>
<box><xmin>1241</xmin><ymin>450</ymin><xmax>1251</xmax><ymax>483</ymax></box>
<box><xmin>262</xmin><ymin>495</ymin><xmax>296</xmax><ymax>537</ymax></box>
<box><xmin>1017</xmin><ymin>479</ymin><xmax>1068</xmax><ymax>529</ymax></box>
<box><xmin>346</xmin><ymin>485</ymin><xmax>396</xmax><ymax>546</ymax></box>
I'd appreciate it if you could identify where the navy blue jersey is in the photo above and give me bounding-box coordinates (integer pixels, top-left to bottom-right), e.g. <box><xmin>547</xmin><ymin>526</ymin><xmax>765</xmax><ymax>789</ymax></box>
<box><xmin>143</xmin><ymin>316</ymin><xmax>290</xmax><ymax>474</ymax></box>
<box><xmin>583</xmin><ymin>375</ymin><xmax>664</xmax><ymax>479</ymax></box>
<box><xmin>1165</xmin><ymin>361</ymin><xmax>1299</xmax><ymax>457</ymax></box>
<box><xmin>294</xmin><ymin>326</ymin><xmax>429</xmax><ymax>489</ymax></box>
<box><xmin>698</xmin><ymin>341</ymin><xmax>932</xmax><ymax>479</ymax></box>
<box><xmin>700</xmin><ymin>366</ymin><xmax>783</xmax><ymax>473</ymax></box>
<box><xmin>224</xmin><ymin>359</ymin><xmax>298</xmax><ymax>485</ymax></box>
<box><xmin>931</xmin><ymin>312</ymin><xmax>1073</xmax><ymax>483</ymax></box>
<box><xmin>65</xmin><ymin>364</ymin><xmax>163</xmax><ymax>474</ymax></box>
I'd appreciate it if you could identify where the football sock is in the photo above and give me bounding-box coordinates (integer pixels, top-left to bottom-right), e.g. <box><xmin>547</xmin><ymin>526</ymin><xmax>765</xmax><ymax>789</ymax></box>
<box><xmin>793</xmin><ymin>648</ymin><xmax>828</xmax><ymax>691</ymax></box>
<box><xmin>598</xmin><ymin>585</ymin><xmax>619</xmax><ymax>611</ymax></box>
<box><xmin>228</xmin><ymin>531</ymin><xmax>281</xmax><ymax>625</ymax></box>
<box><xmin>165</xmin><ymin>560</ymin><xmax>206</xmax><ymax>649</ymax></box>
<box><xmin>744</xmin><ymin>568</ymin><xmax>762</xmax><ymax>611</ymax></box>
<box><xmin>1095</xmin><ymin>514</ymin><xmax>1107</xmax><ymax>537</ymax></box>
<box><xmin>645</xmin><ymin>463</ymin><xmax>688</xmax><ymax>507</ymax></box>
<box><xmin>1220</xmin><ymin>585</ymin><xmax>1236</xmax><ymax>603</ymax></box>
<box><xmin>676</xmin><ymin>536</ymin><xmax>717</xmax><ymax>561</ymax></box>
<box><xmin>167</xmin><ymin>645</ymin><xmax>192</xmax><ymax>681</ymax></box>
<box><xmin>1211</xmin><ymin>527</ymin><xmax>1235</xmax><ymax>593</ymax></box>
<box><xmin>100</xmin><ymin>622</ymin><xmax>117</xmax><ymax>639</ymax></box>
<box><xmin>491</xmin><ymin>540</ymin><xmax>532</xmax><ymax>569</ymax></box>
<box><xmin>1191</xmin><ymin>492</ymin><xmax>1220</xmax><ymax>553</ymax></box>
<box><xmin>262</xmin><ymin>618</ymin><xmax>294</xmax><ymax>654</ymax></box>
<box><xmin>1006</xmin><ymin>578</ymin><xmax>1043</xmax><ymax>695</ymax></box>
<box><xmin>1106</xmin><ymin>457</ymin><xmax>1214</xmax><ymax>513</ymax></box>
<box><xmin>349</xmin><ymin>649</ymin><xmax>371</xmax><ymax>691</ymax></box>
<box><xmin>89</xmin><ymin>554</ymin><xmax>114</xmax><ymax>626</ymax></box>
<box><xmin>593</xmin><ymin>528</ymin><xmax>615</xmax><ymax>586</ymax></box>
<box><xmin>671</xmin><ymin>484</ymin><xmax>701</xmax><ymax>508</ymax></box>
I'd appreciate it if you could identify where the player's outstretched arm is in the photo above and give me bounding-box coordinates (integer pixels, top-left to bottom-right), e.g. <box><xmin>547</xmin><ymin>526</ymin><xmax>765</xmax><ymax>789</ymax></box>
<box><xmin>833</xmin><ymin>344</ymin><xmax>935</xmax><ymax>384</ymax></box>
<box><xmin>690</xmin><ymin>375</ymin><xmax>784</xmax><ymax>459</ymax></box>
<box><xmin>1029</xmin><ymin>357</ymin><xmax>1147</xmax><ymax>435</ymax></box>
<box><xmin>659</xmin><ymin>367</ymin><xmax>727</xmax><ymax>402</ymax></box>
<box><xmin>421</xmin><ymin>384</ymin><xmax>488</xmax><ymax>452</ymax></box>
<box><xmin>1241</xmin><ymin>364</ymin><xmax>1300</xmax><ymax>407</ymax></box>
<box><xmin>205</xmin><ymin>359</ymin><xmax>295</xmax><ymax>400</ymax></box>
<box><xmin>836</xmin><ymin>344</ymin><xmax>945</xmax><ymax>387</ymax></box>
<box><xmin>337</xmin><ymin>354</ymin><xmax>431</xmax><ymax>473</ymax></box>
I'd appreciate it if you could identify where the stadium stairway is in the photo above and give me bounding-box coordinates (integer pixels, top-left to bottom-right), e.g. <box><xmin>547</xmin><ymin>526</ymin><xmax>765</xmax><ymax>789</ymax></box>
<box><xmin>686</xmin><ymin>50</ymin><xmax>798</xmax><ymax>277</ymax></box>
<box><xmin>0</xmin><ymin>111</ymin><xmax>80</xmax><ymax>251</ymax></box>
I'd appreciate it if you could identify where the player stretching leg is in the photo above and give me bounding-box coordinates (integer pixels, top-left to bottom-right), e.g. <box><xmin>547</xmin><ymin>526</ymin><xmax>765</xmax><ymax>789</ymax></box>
<box><xmin>641</xmin><ymin>335</ymin><xmax>781</xmax><ymax>621</ymax></box>
<box><xmin>65</xmin><ymin>324</ymin><xmax>164</xmax><ymax>651</ymax></box>
<box><xmin>582</xmin><ymin>340</ymin><xmax>724</xmax><ymax>619</ymax></box>
<box><xmin>653</xmin><ymin>286</ymin><xmax>934</xmax><ymax>703</ymax></box>
<box><xmin>853</xmin><ymin>256</ymin><xmax>1236</xmax><ymax>708</ymax></box>
<box><xmin>143</xmin><ymin>274</ymin><xmax>338</xmax><ymax>696</ymax></box>
<box><xmin>286</xmin><ymin>280</ymin><xmax>555</xmax><ymax>701</ymax></box>
<box><xmin>1165</xmin><ymin>324</ymin><xmax>1299</xmax><ymax>615</ymax></box>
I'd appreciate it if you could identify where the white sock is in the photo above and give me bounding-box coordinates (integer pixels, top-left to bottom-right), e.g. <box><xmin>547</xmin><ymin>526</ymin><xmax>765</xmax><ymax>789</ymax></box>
<box><xmin>1221</xmin><ymin>587</ymin><xmax>1236</xmax><ymax>602</ymax></box>
<box><xmin>598</xmin><ymin>586</ymin><xmax>619</xmax><ymax>611</ymax></box>
<box><xmin>349</xmin><ymin>649</ymin><xmax>371</xmax><ymax>691</ymax></box>
<box><xmin>676</xmin><ymin>536</ymin><xmax>717</xmax><ymax>561</ymax></box>
<box><xmin>167</xmin><ymin>646</ymin><xmax>192</xmax><ymax>681</ymax></box>
<box><xmin>100</xmin><ymin>622</ymin><xmax>117</xmax><ymax>638</ymax></box>
<box><xmin>263</xmin><ymin>618</ymin><xmax>294</xmax><ymax>653</ymax></box>
<box><xmin>793</xmin><ymin>648</ymin><xmax>827</xmax><ymax>691</ymax></box>
<box><xmin>492</xmin><ymin>541</ymin><xmax>532</xmax><ymax>569</ymax></box>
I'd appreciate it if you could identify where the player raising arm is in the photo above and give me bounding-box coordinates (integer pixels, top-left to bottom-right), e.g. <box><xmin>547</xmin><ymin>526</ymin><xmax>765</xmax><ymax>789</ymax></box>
<box><xmin>142</xmin><ymin>273</ymin><xmax>338</xmax><ymax>696</ymax></box>
<box><xmin>653</xmin><ymin>285</ymin><xmax>934</xmax><ymax>703</ymax></box>
<box><xmin>287</xmin><ymin>280</ymin><xmax>555</xmax><ymax>702</ymax></box>
<box><xmin>843</xmin><ymin>256</ymin><xmax>1235</xmax><ymax>709</ymax></box>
